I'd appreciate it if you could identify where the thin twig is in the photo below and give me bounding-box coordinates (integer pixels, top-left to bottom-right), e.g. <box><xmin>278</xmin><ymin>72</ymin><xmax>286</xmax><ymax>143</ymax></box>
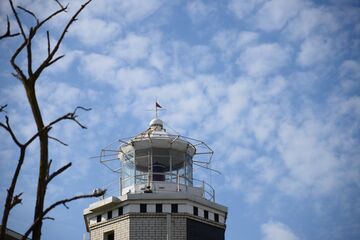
<box><xmin>47</xmin><ymin>106</ymin><xmax>92</xmax><ymax>129</ymax></box>
<box><xmin>17</xmin><ymin>6</ymin><xmax>39</xmax><ymax>24</ymax></box>
<box><xmin>0</xmin><ymin>104</ymin><xmax>7</xmax><ymax>113</ymax></box>
<box><xmin>9</xmin><ymin>0</ymin><xmax>26</xmax><ymax>40</ymax></box>
<box><xmin>0</xmin><ymin>16</ymin><xmax>20</xmax><ymax>40</ymax></box>
<box><xmin>47</xmin><ymin>31</ymin><xmax>51</xmax><ymax>56</ymax></box>
<box><xmin>48</xmin><ymin>136</ymin><xmax>68</xmax><ymax>146</ymax></box>
<box><xmin>10</xmin><ymin>40</ymin><xmax>27</xmax><ymax>83</ymax></box>
<box><xmin>10</xmin><ymin>192</ymin><xmax>23</xmax><ymax>209</ymax></box>
<box><xmin>0</xmin><ymin>116</ymin><xmax>22</xmax><ymax>147</ymax></box>
<box><xmin>47</xmin><ymin>54</ymin><xmax>65</xmax><ymax>67</ymax></box>
<box><xmin>54</xmin><ymin>0</ymin><xmax>65</xmax><ymax>10</ymax></box>
<box><xmin>46</xmin><ymin>162</ymin><xmax>72</xmax><ymax>184</ymax></box>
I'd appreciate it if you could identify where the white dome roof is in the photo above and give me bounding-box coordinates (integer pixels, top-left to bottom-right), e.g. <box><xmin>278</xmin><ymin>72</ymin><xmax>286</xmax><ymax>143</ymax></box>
<box><xmin>149</xmin><ymin>118</ymin><xmax>163</xmax><ymax>127</ymax></box>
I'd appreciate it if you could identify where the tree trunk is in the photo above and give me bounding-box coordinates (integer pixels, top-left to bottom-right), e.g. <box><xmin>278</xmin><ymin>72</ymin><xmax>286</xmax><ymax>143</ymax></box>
<box><xmin>0</xmin><ymin>147</ymin><xmax>25</xmax><ymax>239</ymax></box>
<box><xmin>24</xmin><ymin>82</ymin><xmax>48</xmax><ymax>240</ymax></box>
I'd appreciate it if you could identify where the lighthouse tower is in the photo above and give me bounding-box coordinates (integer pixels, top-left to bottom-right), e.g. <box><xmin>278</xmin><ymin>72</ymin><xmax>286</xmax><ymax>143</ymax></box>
<box><xmin>83</xmin><ymin>117</ymin><xmax>227</xmax><ymax>240</ymax></box>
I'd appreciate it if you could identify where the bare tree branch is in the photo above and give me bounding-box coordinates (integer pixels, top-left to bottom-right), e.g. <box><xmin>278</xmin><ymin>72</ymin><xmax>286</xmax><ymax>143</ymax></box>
<box><xmin>10</xmin><ymin>192</ymin><xmax>23</xmax><ymax>209</ymax></box>
<box><xmin>43</xmin><ymin>216</ymin><xmax>55</xmax><ymax>221</ymax></box>
<box><xmin>22</xmin><ymin>190</ymin><xmax>106</xmax><ymax>240</ymax></box>
<box><xmin>0</xmin><ymin>146</ymin><xmax>25</xmax><ymax>239</ymax></box>
<box><xmin>0</xmin><ymin>16</ymin><xmax>20</xmax><ymax>40</ymax></box>
<box><xmin>9</xmin><ymin>0</ymin><xmax>68</xmax><ymax>83</ymax></box>
<box><xmin>46</xmin><ymin>162</ymin><xmax>72</xmax><ymax>184</ymax></box>
<box><xmin>10</xmin><ymin>41</ymin><xmax>28</xmax><ymax>82</ymax></box>
<box><xmin>47</xmin><ymin>106</ymin><xmax>92</xmax><ymax>129</ymax></box>
<box><xmin>47</xmin><ymin>54</ymin><xmax>65</xmax><ymax>67</ymax></box>
<box><xmin>54</xmin><ymin>0</ymin><xmax>66</xmax><ymax>10</ymax></box>
<box><xmin>27</xmin><ymin>27</ymin><xmax>34</xmax><ymax>77</ymax></box>
<box><xmin>8</xmin><ymin>0</ymin><xmax>26</xmax><ymax>40</ymax></box>
<box><xmin>48</xmin><ymin>135</ymin><xmax>68</xmax><ymax>146</ymax></box>
<box><xmin>32</xmin><ymin>0</ymin><xmax>92</xmax><ymax>83</ymax></box>
<box><xmin>0</xmin><ymin>116</ymin><xmax>22</xmax><ymax>147</ymax></box>
<box><xmin>2</xmin><ymin>1</ymin><xmax>96</xmax><ymax>239</ymax></box>
<box><xmin>47</xmin><ymin>31</ymin><xmax>51</xmax><ymax>56</ymax></box>
<box><xmin>0</xmin><ymin>104</ymin><xmax>8</xmax><ymax>113</ymax></box>
<box><xmin>17</xmin><ymin>6</ymin><xmax>39</xmax><ymax>24</ymax></box>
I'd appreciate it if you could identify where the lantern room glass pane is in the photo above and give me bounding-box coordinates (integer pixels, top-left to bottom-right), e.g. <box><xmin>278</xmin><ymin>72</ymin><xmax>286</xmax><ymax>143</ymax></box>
<box><xmin>121</xmin><ymin>154</ymin><xmax>135</xmax><ymax>188</ymax></box>
<box><xmin>120</xmin><ymin>147</ymin><xmax>194</xmax><ymax>188</ymax></box>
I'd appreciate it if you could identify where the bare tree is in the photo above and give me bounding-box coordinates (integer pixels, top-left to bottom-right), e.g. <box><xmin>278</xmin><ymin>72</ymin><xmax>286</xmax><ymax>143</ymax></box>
<box><xmin>0</xmin><ymin>0</ymin><xmax>105</xmax><ymax>239</ymax></box>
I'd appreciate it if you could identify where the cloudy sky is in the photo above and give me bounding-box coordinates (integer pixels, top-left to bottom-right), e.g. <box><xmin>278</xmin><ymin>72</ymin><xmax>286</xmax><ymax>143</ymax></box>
<box><xmin>1</xmin><ymin>0</ymin><xmax>360</xmax><ymax>239</ymax></box>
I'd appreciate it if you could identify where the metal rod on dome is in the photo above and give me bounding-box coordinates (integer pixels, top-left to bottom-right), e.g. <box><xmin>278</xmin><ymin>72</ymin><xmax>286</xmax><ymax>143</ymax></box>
<box><xmin>100</xmin><ymin>158</ymin><xmax>120</xmax><ymax>163</ymax></box>
<box><xmin>193</xmin><ymin>162</ymin><xmax>222</xmax><ymax>175</ymax></box>
<box><xmin>90</xmin><ymin>153</ymin><xmax>118</xmax><ymax>159</ymax></box>
<box><xmin>103</xmin><ymin>149</ymin><xmax>121</xmax><ymax>153</ymax></box>
<box><xmin>171</xmin><ymin>135</ymin><xmax>180</xmax><ymax>143</ymax></box>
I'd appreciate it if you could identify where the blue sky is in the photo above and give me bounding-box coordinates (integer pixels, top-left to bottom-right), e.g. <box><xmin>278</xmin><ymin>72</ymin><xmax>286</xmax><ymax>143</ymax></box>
<box><xmin>1</xmin><ymin>0</ymin><xmax>360</xmax><ymax>239</ymax></box>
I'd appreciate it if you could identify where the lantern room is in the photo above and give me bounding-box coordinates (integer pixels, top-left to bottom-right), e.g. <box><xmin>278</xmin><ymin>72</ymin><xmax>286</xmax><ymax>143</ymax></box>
<box><xmin>100</xmin><ymin>117</ymin><xmax>215</xmax><ymax>201</ymax></box>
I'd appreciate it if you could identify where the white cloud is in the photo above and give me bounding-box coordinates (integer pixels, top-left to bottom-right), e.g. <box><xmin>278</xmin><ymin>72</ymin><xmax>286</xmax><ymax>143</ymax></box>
<box><xmin>261</xmin><ymin>221</ymin><xmax>299</xmax><ymax>240</ymax></box>
<box><xmin>69</xmin><ymin>18</ymin><xmax>120</xmax><ymax>46</ymax></box>
<box><xmin>167</xmin><ymin>42</ymin><xmax>216</xmax><ymax>78</ymax></box>
<box><xmin>191</xmin><ymin>45</ymin><xmax>215</xmax><ymax>71</ymax></box>
<box><xmin>113</xmin><ymin>33</ymin><xmax>151</xmax><ymax>63</ymax></box>
<box><xmin>217</xmin><ymin>78</ymin><xmax>252</xmax><ymax>125</ymax></box>
<box><xmin>276</xmin><ymin>120</ymin><xmax>342</xmax><ymax>195</ymax></box>
<box><xmin>340</xmin><ymin>60</ymin><xmax>360</xmax><ymax>79</ymax></box>
<box><xmin>80</xmin><ymin>53</ymin><xmax>117</xmax><ymax>84</ymax></box>
<box><xmin>237</xmin><ymin>43</ymin><xmax>290</xmax><ymax>77</ymax></box>
<box><xmin>37</xmin><ymin>81</ymin><xmax>97</xmax><ymax>123</ymax></box>
<box><xmin>297</xmin><ymin>36</ymin><xmax>333</xmax><ymax>66</ymax></box>
<box><xmin>115</xmin><ymin>67</ymin><xmax>157</xmax><ymax>90</ymax></box>
<box><xmin>255</xmin><ymin>0</ymin><xmax>305</xmax><ymax>31</ymax></box>
<box><xmin>149</xmin><ymin>47</ymin><xmax>169</xmax><ymax>71</ymax></box>
<box><xmin>245</xmin><ymin>185</ymin><xmax>264</xmax><ymax>204</ymax></box>
<box><xmin>48</xmin><ymin>50</ymin><xmax>84</xmax><ymax>73</ymax></box>
<box><xmin>186</xmin><ymin>0</ymin><xmax>215</xmax><ymax>23</ymax></box>
<box><xmin>339</xmin><ymin>60</ymin><xmax>360</xmax><ymax>93</ymax></box>
<box><xmin>228</xmin><ymin>0</ymin><xmax>266</xmax><ymax>19</ymax></box>
<box><xmin>285</xmin><ymin>7</ymin><xmax>339</xmax><ymax>40</ymax></box>
<box><xmin>118</xmin><ymin>0</ymin><xmax>163</xmax><ymax>22</ymax></box>
<box><xmin>227</xmin><ymin>147</ymin><xmax>256</xmax><ymax>166</ymax></box>
<box><xmin>251</xmin><ymin>157</ymin><xmax>280</xmax><ymax>184</ymax></box>
<box><xmin>212</xmin><ymin>30</ymin><xmax>259</xmax><ymax>58</ymax></box>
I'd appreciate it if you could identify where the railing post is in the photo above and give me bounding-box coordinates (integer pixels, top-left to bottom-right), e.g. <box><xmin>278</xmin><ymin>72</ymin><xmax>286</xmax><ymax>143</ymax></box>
<box><xmin>177</xmin><ymin>174</ymin><xmax>180</xmax><ymax>192</ymax></box>
<box><xmin>202</xmin><ymin>180</ymin><xmax>205</xmax><ymax>198</ymax></box>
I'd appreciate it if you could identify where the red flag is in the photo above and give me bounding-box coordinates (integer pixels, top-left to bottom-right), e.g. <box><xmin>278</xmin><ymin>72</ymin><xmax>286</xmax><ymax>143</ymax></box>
<box><xmin>156</xmin><ymin>102</ymin><xmax>162</xmax><ymax>108</ymax></box>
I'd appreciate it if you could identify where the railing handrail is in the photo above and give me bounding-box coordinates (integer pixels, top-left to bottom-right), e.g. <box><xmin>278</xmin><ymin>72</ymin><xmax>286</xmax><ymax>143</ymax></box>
<box><xmin>102</xmin><ymin>172</ymin><xmax>216</xmax><ymax>202</ymax></box>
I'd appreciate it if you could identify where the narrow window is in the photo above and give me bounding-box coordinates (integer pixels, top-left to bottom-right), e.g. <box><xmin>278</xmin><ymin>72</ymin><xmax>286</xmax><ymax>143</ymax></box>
<box><xmin>140</xmin><ymin>204</ymin><xmax>147</xmax><ymax>213</ymax></box>
<box><xmin>107</xmin><ymin>210</ymin><xmax>112</xmax><ymax>220</ymax></box>
<box><xmin>96</xmin><ymin>215</ymin><xmax>101</xmax><ymax>223</ymax></box>
<box><xmin>104</xmin><ymin>230</ymin><xmax>114</xmax><ymax>240</ymax></box>
<box><xmin>156</xmin><ymin>204</ymin><xmax>162</xmax><ymax>213</ymax></box>
<box><xmin>193</xmin><ymin>206</ymin><xmax>198</xmax><ymax>216</ymax></box>
<box><xmin>171</xmin><ymin>204</ymin><xmax>178</xmax><ymax>213</ymax></box>
<box><xmin>204</xmin><ymin>210</ymin><xmax>209</xmax><ymax>219</ymax></box>
<box><xmin>214</xmin><ymin>213</ymin><xmax>219</xmax><ymax>222</ymax></box>
<box><xmin>118</xmin><ymin>206</ymin><xmax>123</xmax><ymax>216</ymax></box>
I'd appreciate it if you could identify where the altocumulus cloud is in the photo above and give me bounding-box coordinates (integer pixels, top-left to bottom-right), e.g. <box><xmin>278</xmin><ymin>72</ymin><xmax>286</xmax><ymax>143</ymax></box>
<box><xmin>261</xmin><ymin>221</ymin><xmax>299</xmax><ymax>240</ymax></box>
<box><xmin>1</xmin><ymin>0</ymin><xmax>359</xmax><ymax>239</ymax></box>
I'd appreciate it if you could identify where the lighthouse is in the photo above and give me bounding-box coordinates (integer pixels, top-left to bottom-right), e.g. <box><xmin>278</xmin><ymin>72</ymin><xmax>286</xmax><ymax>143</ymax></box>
<box><xmin>83</xmin><ymin>116</ymin><xmax>228</xmax><ymax>240</ymax></box>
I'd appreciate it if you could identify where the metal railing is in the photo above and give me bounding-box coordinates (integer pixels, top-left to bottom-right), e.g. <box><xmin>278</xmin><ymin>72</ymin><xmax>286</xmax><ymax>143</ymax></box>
<box><xmin>101</xmin><ymin>172</ymin><xmax>216</xmax><ymax>202</ymax></box>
